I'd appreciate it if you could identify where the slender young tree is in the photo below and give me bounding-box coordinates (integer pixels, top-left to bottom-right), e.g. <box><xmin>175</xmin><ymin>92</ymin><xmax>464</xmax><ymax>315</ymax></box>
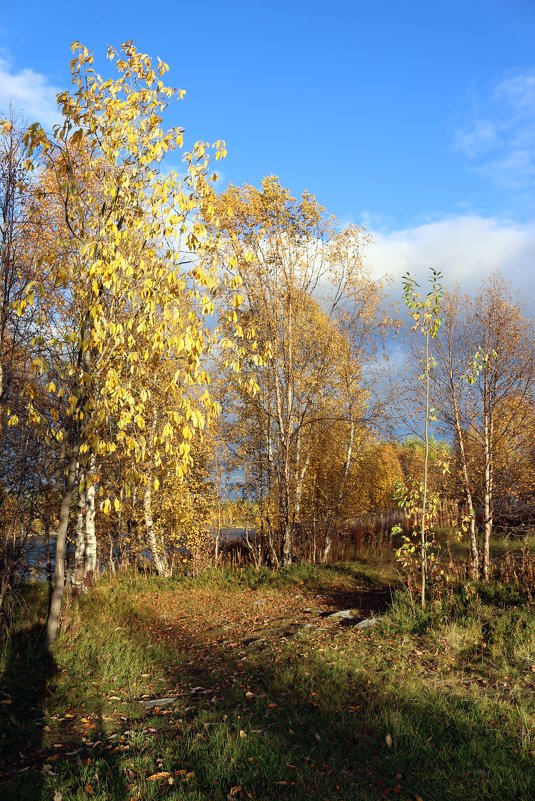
<box><xmin>401</xmin><ymin>268</ymin><xmax>443</xmax><ymax>608</ymax></box>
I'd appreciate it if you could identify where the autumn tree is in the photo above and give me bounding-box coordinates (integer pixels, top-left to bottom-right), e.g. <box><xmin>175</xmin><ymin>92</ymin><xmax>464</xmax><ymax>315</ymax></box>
<box><xmin>0</xmin><ymin>113</ymin><xmax>53</xmax><ymax>613</ymax></box>
<box><xmin>463</xmin><ymin>276</ymin><xmax>534</xmax><ymax>579</ymax></box>
<box><xmin>213</xmin><ymin>177</ymin><xmax>379</xmax><ymax>564</ymax></box>
<box><xmin>20</xmin><ymin>42</ymin><xmax>231</xmax><ymax>643</ymax></box>
<box><xmin>432</xmin><ymin>275</ymin><xmax>534</xmax><ymax>580</ymax></box>
<box><xmin>432</xmin><ymin>287</ymin><xmax>483</xmax><ymax>578</ymax></box>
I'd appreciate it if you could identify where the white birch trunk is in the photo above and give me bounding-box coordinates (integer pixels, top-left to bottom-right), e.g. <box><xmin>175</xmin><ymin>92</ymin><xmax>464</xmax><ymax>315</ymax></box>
<box><xmin>84</xmin><ymin>454</ymin><xmax>97</xmax><ymax>584</ymax></box>
<box><xmin>73</xmin><ymin>475</ymin><xmax>86</xmax><ymax>594</ymax></box>
<box><xmin>143</xmin><ymin>481</ymin><xmax>169</xmax><ymax>576</ymax></box>
<box><xmin>47</xmin><ymin>447</ymin><xmax>79</xmax><ymax>646</ymax></box>
<box><xmin>482</xmin><ymin>378</ymin><xmax>493</xmax><ymax>581</ymax></box>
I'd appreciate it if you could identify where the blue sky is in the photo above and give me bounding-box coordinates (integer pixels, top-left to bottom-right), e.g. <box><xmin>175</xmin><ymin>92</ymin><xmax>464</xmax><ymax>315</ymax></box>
<box><xmin>1</xmin><ymin>0</ymin><xmax>534</xmax><ymax>303</ymax></box>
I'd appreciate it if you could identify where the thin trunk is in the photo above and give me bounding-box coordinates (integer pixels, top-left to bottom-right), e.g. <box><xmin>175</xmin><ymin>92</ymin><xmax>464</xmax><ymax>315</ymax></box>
<box><xmin>449</xmin><ymin>359</ymin><xmax>479</xmax><ymax>579</ymax></box>
<box><xmin>47</xmin><ymin>447</ymin><xmax>79</xmax><ymax>646</ymax></box>
<box><xmin>322</xmin><ymin>420</ymin><xmax>355</xmax><ymax>563</ymax></box>
<box><xmin>73</xmin><ymin>474</ymin><xmax>86</xmax><ymax>594</ymax></box>
<box><xmin>293</xmin><ymin>445</ymin><xmax>311</xmax><ymax>524</ymax></box>
<box><xmin>108</xmin><ymin>534</ymin><xmax>116</xmax><ymax>574</ymax></box>
<box><xmin>44</xmin><ymin>517</ymin><xmax>53</xmax><ymax>607</ymax></box>
<box><xmin>482</xmin><ymin>377</ymin><xmax>493</xmax><ymax>581</ymax></box>
<box><xmin>215</xmin><ymin>484</ymin><xmax>221</xmax><ymax>565</ymax></box>
<box><xmin>280</xmin><ymin>441</ymin><xmax>292</xmax><ymax>565</ymax></box>
<box><xmin>281</xmin><ymin>518</ymin><xmax>292</xmax><ymax>566</ymax></box>
<box><xmin>84</xmin><ymin>455</ymin><xmax>97</xmax><ymax>584</ymax></box>
<box><xmin>420</xmin><ymin>332</ymin><xmax>430</xmax><ymax>609</ymax></box>
<box><xmin>143</xmin><ymin>482</ymin><xmax>169</xmax><ymax>576</ymax></box>
<box><xmin>274</xmin><ymin>370</ymin><xmax>292</xmax><ymax>565</ymax></box>
<box><xmin>322</xmin><ymin>535</ymin><xmax>332</xmax><ymax>563</ymax></box>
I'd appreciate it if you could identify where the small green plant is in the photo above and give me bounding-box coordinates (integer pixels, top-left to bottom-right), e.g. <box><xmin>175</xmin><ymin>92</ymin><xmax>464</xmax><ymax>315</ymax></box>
<box><xmin>392</xmin><ymin>478</ymin><xmax>441</xmax><ymax>593</ymax></box>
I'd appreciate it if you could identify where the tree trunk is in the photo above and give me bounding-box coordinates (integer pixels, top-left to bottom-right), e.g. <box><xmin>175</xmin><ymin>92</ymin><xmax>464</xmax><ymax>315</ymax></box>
<box><xmin>84</xmin><ymin>456</ymin><xmax>97</xmax><ymax>585</ymax></box>
<box><xmin>482</xmin><ymin>387</ymin><xmax>493</xmax><ymax>581</ymax></box>
<box><xmin>47</xmin><ymin>448</ymin><xmax>79</xmax><ymax>646</ymax></box>
<box><xmin>281</xmin><ymin>519</ymin><xmax>292</xmax><ymax>566</ymax></box>
<box><xmin>143</xmin><ymin>482</ymin><xmax>169</xmax><ymax>576</ymax></box>
<box><xmin>73</xmin><ymin>474</ymin><xmax>86</xmax><ymax>595</ymax></box>
<box><xmin>322</xmin><ymin>534</ymin><xmax>332</xmax><ymax>563</ymax></box>
<box><xmin>279</xmin><ymin>441</ymin><xmax>293</xmax><ymax>565</ymax></box>
<box><xmin>449</xmin><ymin>363</ymin><xmax>479</xmax><ymax>580</ymax></box>
<box><xmin>322</xmin><ymin>419</ymin><xmax>355</xmax><ymax>563</ymax></box>
<box><xmin>420</xmin><ymin>332</ymin><xmax>430</xmax><ymax>609</ymax></box>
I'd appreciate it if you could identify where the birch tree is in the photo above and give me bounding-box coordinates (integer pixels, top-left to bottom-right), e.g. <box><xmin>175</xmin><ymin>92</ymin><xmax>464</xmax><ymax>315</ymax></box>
<box><xmin>214</xmin><ymin>177</ymin><xmax>378</xmax><ymax>564</ymax></box>
<box><xmin>463</xmin><ymin>275</ymin><xmax>534</xmax><ymax>580</ymax></box>
<box><xmin>20</xmin><ymin>41</ymin><xmax>230</xmax><ymax>643</ymax></box>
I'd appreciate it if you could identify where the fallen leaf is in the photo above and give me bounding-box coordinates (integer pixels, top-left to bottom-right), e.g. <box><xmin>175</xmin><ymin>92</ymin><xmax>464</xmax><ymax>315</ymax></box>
<box><xmin>385</xmin><ymin>733</ymin><xmax>393</xmax><ymax>748</ymax></box>
<box><xmin>147</xmin><ymin>771</ymin><xmax>171</xmax><ymax>781</ymax></box>
<box><xmin>239</xmin><ymin>729</ymin><xmax>247</xmax><ymax>738</ymax></box>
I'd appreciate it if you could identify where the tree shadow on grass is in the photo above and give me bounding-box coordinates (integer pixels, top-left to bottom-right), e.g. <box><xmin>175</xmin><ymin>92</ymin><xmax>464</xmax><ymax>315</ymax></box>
<box><xmin>0</xmin><ymin>624</ymin><xmax>55</xmax><ymax>799</ymax></box>
<box><xmin>50</xmin><ymin>601</ymin><xmax>533</xmax><ymax>801</ymax></box>
<box><xmin>0</xmin><ymin>620</ymin><xmax>130</xmax><ymax>801</ymax></box>
<box><xmin>4</xmin><ymin>585</ymin><xmax>534</xmax><ymax>801</ymax></box>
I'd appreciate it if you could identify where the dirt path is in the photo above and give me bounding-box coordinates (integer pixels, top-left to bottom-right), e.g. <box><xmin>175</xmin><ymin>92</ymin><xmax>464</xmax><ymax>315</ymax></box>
<box><xmin>131</xmin><ymin>580</ymin><xmax>391</xmax><ymax>703</ymax></box>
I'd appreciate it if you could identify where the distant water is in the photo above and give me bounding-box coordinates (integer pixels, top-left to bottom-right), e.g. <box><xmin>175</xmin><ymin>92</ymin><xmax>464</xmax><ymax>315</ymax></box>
<box><xmin>23</xmin><ymin>528</ymin><xmax>256</xmax><ymax>580</ymax></box>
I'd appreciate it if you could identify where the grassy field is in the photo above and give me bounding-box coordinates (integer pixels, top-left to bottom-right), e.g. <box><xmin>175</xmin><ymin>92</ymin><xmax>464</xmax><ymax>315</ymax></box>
<box><xmin>0</xmin><ymin>561</ymin><xmax>534</xmax><ymax>801</ymax></box>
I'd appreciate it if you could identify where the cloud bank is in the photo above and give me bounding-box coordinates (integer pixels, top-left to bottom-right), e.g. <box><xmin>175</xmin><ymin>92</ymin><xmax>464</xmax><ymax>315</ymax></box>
<box><xmin>366</xmin><ymin>214</ymin><xmax>535</xmax><ymax>310</ymax></box>
<box><xmin>0</xmin><ymin>58</ymin><xmax>60</xmax><ymax>128</ymax></box>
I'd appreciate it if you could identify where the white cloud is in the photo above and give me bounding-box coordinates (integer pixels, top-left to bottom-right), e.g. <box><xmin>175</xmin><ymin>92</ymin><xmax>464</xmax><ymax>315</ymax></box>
<box><xmin>365</xmin><ymin>215</ymin><xmax>535</xmax><ymax>310</ymax></box>
<box><xmin>455</xmin><ymin>70</ymin><xmax>535</xmax><ymax>191</ymax></box>
<box><xmin>454</xmin><ymin>119</ymin><xmax>498</xmax><ymax>158</ymax></box>
<box><xmin>0</xmin><ymin>58</ymin><xmax>60</xmax><ymax>128</ymax></box>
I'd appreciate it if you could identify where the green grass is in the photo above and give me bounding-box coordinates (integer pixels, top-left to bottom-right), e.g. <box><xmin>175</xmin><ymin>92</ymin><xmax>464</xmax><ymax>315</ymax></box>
<box><xmin>1</xmin><ymin>562</ymin><xmax>534</xmax><ymax>800</ymax></box>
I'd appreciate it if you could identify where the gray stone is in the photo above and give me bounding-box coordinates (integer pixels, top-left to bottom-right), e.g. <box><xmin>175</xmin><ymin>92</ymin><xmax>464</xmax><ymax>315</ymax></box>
<box><xmin>354</xmin><ymin>617</ymin><xmax>380</xmax><ymax>629</ymax></box>
<box><xmin>327</xmin><ymin>609</ymin><xmax>357</xmax><ymax>619</ymax></box>
<box><xmin>141</xmin><ymin>696</ymin><xmax>180</xmax><ymax>710</ymax></box>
